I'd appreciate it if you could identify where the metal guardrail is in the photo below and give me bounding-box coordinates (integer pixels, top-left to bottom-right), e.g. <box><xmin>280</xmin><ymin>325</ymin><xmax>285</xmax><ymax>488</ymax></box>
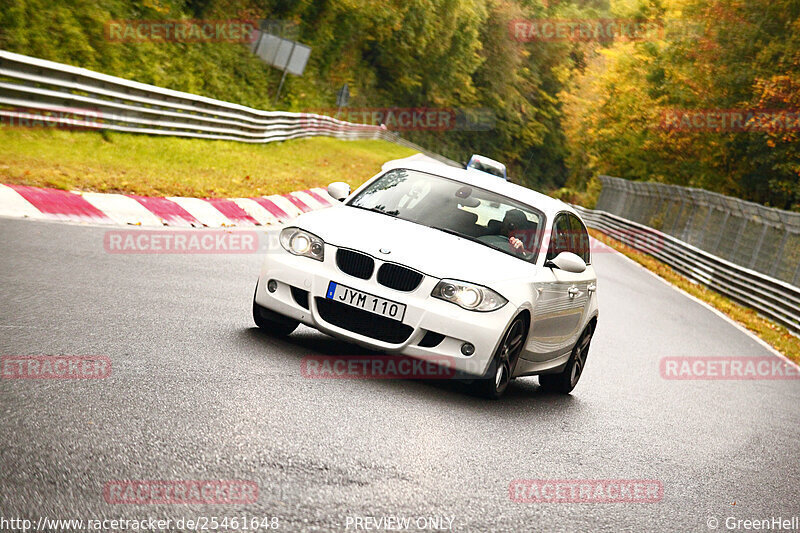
<box><xmin>0</xmin><ymin>50</ymin><xmax>459</xmax><ymax>167</ymax></box>
<box><xmin>575</xmin><ymin>205</ymin><xmax>800</xmax><ymax>335</ymax></box>
<box><xmin>596</xmin><ymin>175</ymin><xmax>800</xmax><ymax>286</ymax></box>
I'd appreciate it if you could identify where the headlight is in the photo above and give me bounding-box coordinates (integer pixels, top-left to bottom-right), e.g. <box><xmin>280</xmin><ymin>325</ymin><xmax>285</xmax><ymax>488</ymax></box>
<box><xmin>280</xmin><ymin>227</ymin><xmax>324</xmax><ymax>261</ymax></box>
<box><xmin>431</xmin><ymin>279</ymin><xmax>507</xmax><ymax>312</ymax></box>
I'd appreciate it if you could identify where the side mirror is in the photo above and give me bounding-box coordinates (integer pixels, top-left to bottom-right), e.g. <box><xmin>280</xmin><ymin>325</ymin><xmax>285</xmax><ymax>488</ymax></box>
<box><xmin>545</xmin><ymin>252</ymin><xmax>586</xmax><ymax>273</ymax></box>
<box><xmin>327</xmin><ymin>182</ymin><xmax>351</xmax><ymax>202</ymax></box>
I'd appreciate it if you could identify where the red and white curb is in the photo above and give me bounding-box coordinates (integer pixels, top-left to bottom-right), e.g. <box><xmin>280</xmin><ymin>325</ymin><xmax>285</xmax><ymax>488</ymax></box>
<box><xmin>0</xmin><ymin>184</ymin><xmax>334</xmax><ymax>227</ymax></box>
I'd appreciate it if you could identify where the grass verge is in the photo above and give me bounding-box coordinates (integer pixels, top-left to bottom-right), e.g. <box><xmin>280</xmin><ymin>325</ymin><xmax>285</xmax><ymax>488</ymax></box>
<box><xmin>589</xmin><ymin>228</ymin><xmax>800</xmax><ymax>363</ymax></box>
<box><xmin>0</xmin><ymin>127</ymin><xmax>417</xmax><ymax>198</ymax></box>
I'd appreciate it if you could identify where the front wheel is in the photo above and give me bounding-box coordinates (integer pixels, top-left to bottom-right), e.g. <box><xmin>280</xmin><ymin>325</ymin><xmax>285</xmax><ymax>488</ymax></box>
<box><xmin>252</xmin><ymin>283</ymin><xmax>299</xmax><ymax>336</ymax></box>
<box><xmin>474</xmin><ymin>316</ymin><xmax>527</xmax><ymax>399</ymax></box>
<box><xmin>539</xmin><ymin>327</ymin><xmax>593</xmax><ymax>394</ymax></box>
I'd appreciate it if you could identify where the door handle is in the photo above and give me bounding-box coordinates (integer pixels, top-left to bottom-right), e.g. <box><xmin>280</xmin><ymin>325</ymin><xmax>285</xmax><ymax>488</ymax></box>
<box><xmin>568</xmin><ymin>286</ymin><xmax>580</xmax><ymax>298</ymax></box>
<box><xmin>587</xmin><ymin>283</ymin><xmax>596</xmax><ymax>293</ymax></box>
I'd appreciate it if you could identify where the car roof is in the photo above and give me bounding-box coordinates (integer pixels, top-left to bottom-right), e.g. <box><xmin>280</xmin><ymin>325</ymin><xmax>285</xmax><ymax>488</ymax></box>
<box><xmin>378</xmin><ymin>160</ymin><xmax>576</xmax><ymax>220</ymax></box>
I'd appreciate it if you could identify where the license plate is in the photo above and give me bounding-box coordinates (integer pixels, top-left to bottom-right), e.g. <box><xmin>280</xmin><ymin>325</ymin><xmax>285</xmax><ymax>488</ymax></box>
<box><xmin>326</xmin><ymin>281</ymin><xmax>406</xmax><ymax>322</ymax></box>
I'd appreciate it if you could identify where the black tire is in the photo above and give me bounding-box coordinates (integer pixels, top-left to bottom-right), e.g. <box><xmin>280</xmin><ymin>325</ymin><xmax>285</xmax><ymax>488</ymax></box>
<box><xmin>474</xmin><ymin>316</ymin><xmax>528</xmax><ymax>399</ymax></box>
<box><xmin>539</xmin><ymin>326</ymin><xmax>593</xmax><ymax>394</ymax></box>
<box><xmin>252</xmin><ymin>283</ymin><xmax>299</xmax><ymax>336</ymax></box>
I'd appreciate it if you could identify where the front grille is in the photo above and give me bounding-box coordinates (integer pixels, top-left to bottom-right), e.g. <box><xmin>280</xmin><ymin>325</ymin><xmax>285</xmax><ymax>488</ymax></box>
<box><xmin>315</xmin><ymin>298</ymin><xmax>413</xmax><ymax>344</ymax></box>
<box><xmin>336</xmin><ymin>249</ymin><xmax>374</xmax><ymax>279</ymax></box>
<box><xmin>377</xmin><ymin>263</ymin><xmax>424</xmax><ymax>291</ymax></box>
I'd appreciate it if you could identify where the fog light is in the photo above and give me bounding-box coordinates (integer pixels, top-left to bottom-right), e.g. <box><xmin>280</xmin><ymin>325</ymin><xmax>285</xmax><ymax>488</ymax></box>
<box><xmin>267</xmin><ymin>279</ymin><xmax>278</xmax><ymax>293</ymax></box>
<box><xmin>461</xmin><ymin>342</ymin><xmax>475</xmax><ymax>356</ymax></box>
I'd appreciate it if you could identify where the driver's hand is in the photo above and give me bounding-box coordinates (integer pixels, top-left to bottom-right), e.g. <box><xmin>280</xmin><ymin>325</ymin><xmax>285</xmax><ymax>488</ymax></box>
<box><xmin>509</xmin><ymin>236</ymin><xmax>524</xmax><ymax>251</ymax></box>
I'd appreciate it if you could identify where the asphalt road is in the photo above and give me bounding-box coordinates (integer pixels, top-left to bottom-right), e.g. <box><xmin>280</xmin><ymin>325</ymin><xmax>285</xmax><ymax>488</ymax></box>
<box><xmin>1</xmin><ymin>216</ymin><xmax>798</xmax><ymax>532</ymax></box>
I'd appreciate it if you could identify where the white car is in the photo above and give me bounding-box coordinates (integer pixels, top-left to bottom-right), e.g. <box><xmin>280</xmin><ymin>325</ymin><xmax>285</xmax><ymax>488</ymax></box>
<box><xmin>466</xmin><ymin>154</ymin><xmax>507</xmax><ymax>180</ymax></box>
<box><xmin>253</xmin><ymin>160</ymin><xmax>598</xmax><ymax>398</ymax></box>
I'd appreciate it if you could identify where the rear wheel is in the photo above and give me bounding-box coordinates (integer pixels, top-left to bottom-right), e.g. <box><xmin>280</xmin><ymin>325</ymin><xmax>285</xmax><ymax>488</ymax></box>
<box><xmin>252</xmin><ymin>282</ymin><xmax>299</xmax><ymax>336</ymax></box>
<box><xmin>539</xmin><ymin>326</ymin><xmax>593</xmax><ymax>394</ymax></box>
<box><xmin>474</xmin><ymin>316</ymin><xmax>527</xmax><ymax>399</ymax></box>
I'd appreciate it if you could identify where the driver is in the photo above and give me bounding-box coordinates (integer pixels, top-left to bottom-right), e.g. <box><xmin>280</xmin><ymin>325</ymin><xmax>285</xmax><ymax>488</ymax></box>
<box><xmin>502</xmin><ymin>209</ymin><xmax>529</xmax><ymax>253</ymax></box>
<box><xmin>478</xmin><ymin>209</ymin><xmax>533</xmax><ymax>258</ymax></box>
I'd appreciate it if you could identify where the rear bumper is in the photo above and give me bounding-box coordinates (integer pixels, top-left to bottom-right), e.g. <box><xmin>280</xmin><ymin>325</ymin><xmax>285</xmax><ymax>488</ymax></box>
<box><xmin>254</xmin><ymin>245</ymin><xmax>517</xmax><ymax>377</ymax></box>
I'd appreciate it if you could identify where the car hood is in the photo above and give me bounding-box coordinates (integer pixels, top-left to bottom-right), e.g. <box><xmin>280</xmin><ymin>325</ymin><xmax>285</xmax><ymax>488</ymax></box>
<box><xmin>294</xmin><ymin>205</ymin><xmax>537</xmax><ymax>285</ymax></box>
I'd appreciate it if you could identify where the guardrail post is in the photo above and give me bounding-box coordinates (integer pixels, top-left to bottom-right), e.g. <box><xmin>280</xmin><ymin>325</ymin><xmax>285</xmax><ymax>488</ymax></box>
<box><xmin>670</xmin><ymin>199</ymin><xmax>686</xmax><ymax>236</ymax></box>
<box><xmin>696</xmin><ymin>203</ymin><xmax>713</xmax><ymax>246</ymax></box>
<box><xmin>730</xmin><ymin>218</ymin><xmax>749</xmax><ymax>263</ymax></box>
<box><xmin>770</xmin><ymin>231</ymin><xmax>789</xmax><ymax>278</ymax></box>
<box><xmin>793</xmin><ymin>260</ymin><xmax>800</xmax><ymax>287</ymax></box>
<box><xmin>711</xmin><ymin>211</ymin><xmax>731</xmax><ymax>254</ymax></box>
<box><xmin>681</xmin><ymin>203</ymin><xmax>696</xmax><ymax>243</ymax></box>
<box><xmin>617</xmin><ymin>182</ymin><xmax>627</xmax><ymax>215</ymax></box>
<box><xmin>749</xmin><ymin>223</ymin><xmax>770</xmax><ymax>270</ymax></box>
<box><xmin>651</xmin><ymin>190</ymin><xmax>665</xmax><ymax>228</ymax></box>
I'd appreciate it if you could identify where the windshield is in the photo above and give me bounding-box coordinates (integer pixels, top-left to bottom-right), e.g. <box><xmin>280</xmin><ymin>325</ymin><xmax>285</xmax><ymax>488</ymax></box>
<box><xmin>348</xmin><ymin>169</ymin><xmax>544</xmax><ymax>262</ymax></box>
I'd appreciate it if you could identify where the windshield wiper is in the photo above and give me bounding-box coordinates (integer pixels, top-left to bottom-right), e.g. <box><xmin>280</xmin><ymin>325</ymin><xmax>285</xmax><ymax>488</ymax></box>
<box><xmin>430</xmin><ymin>226</ymin><xmax>491</xmax><ymax>248</ymax></box>
<box><xmin>431</xmin><ymin>226</ymin><xmax>469</xmax><ymax>239</ymax></box>
<box><xmin>349</xmin><ymin>204</ymin><xmax>398</xmax><ymax>217</ymax></box>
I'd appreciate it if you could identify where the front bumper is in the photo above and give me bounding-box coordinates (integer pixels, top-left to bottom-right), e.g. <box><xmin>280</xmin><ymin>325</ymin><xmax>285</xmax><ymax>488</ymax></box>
<box><xmin>254</xmin><ymin>245</ymin><xmax>518</xmax><ymax>377</ymax></box>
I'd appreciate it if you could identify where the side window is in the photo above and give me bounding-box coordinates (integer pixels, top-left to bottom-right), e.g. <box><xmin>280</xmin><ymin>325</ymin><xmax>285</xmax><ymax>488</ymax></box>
<box><xmin>569</xmin><ymin>214</ymin><xmax>590</xmax><ymax>264</ymax></box>
<box><xmin>546</xmin><ymin>214</ymin><xmax>571</xmax><ymax>261</ymax></box>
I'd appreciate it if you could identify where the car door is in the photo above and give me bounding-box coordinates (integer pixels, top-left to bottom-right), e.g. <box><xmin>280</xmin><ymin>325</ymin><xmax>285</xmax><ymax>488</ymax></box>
<box><xmin>529</xmin><ymin>213</ymin><xmax>592</xmax><ymax>360</ymax></box>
